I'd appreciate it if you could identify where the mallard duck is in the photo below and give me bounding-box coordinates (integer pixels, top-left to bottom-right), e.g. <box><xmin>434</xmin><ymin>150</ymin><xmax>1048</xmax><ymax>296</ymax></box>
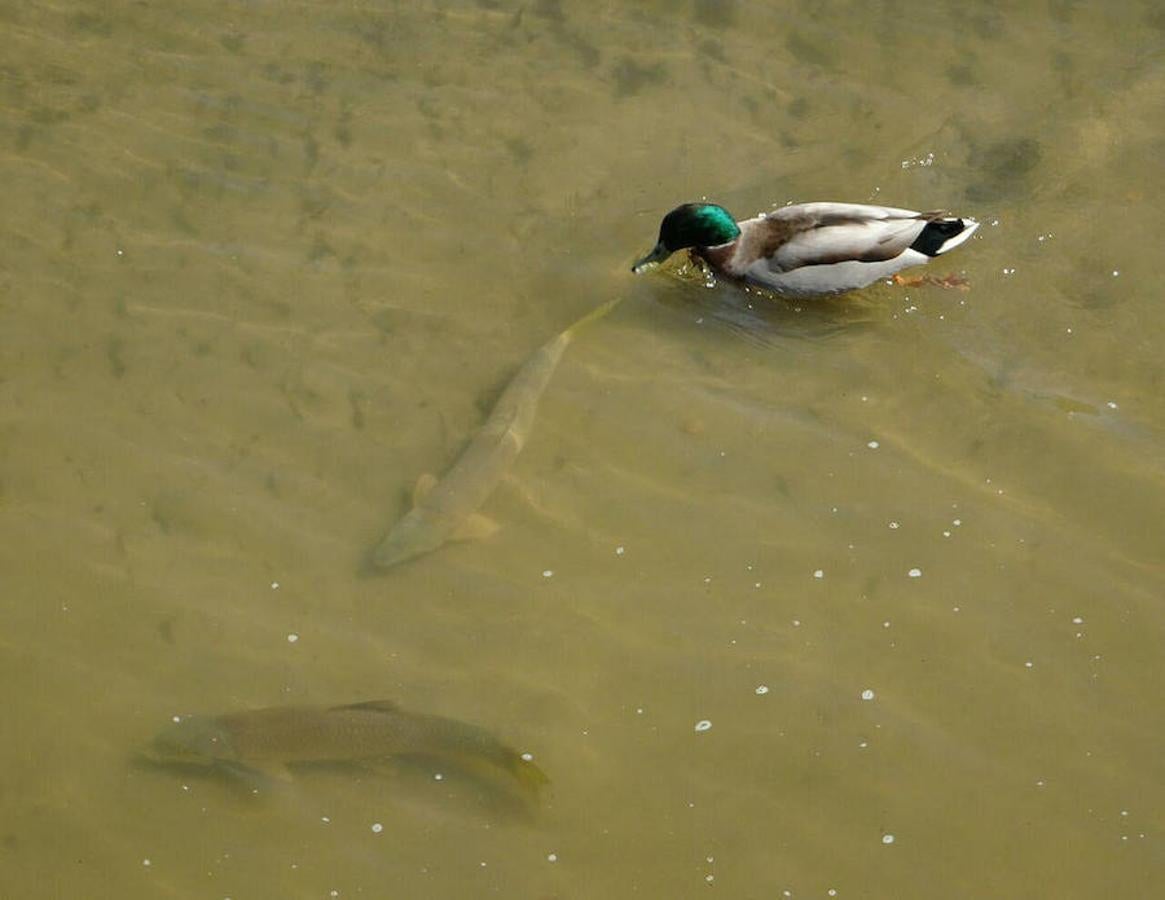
<box><xmin>632</xmin><ymin>201</ymin><xmax>979</xmax><ymax>298</ymax></box>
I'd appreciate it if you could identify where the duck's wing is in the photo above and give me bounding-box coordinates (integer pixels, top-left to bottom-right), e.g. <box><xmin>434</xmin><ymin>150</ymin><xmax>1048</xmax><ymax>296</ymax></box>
<box><xmin>758</xmin><ymin>203</ymin><xmax>943</xmax><ymax>273</ymax></box>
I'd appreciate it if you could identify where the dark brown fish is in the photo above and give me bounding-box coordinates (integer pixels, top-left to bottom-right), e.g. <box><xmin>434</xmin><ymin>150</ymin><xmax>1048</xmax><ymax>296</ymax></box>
<box><xmin>148</xmin><ymin>699</ymin><xmax>548</xmax><ymax>794</ymax></box>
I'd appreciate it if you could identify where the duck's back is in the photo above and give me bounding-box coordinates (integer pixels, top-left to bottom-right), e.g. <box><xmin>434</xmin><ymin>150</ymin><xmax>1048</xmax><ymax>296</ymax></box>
<box><xmin>719</xmin><ymin>202</ymin><xmax>975</xmax><ymax>298</ymax></box>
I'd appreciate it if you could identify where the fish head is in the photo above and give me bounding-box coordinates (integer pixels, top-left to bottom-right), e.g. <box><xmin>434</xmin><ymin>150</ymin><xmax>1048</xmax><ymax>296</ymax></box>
<box><xmin>370</xmin><ymin>510</ymin><xmax>447</xmax><ymax>570</ymax></box>
<box><xmin>148</xmin><ymin>716</ymin><xmax>237</xmax><ymax>766</ymax></box>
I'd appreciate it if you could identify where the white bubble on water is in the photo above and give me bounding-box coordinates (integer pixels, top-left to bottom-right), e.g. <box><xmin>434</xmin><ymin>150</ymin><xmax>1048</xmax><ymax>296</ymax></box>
<box><xmin>861</xmin><ymin>689</ymin><xmax>876</xmax><ymax>701</ymax></box>
<box><xmin>867</xmin><ymin>440</ymin><xmax>880</xmax><ymax>449</ymax></box>
<box><xmin>882</xmin><ymin>834</ymin><xmax>895</xmax><ymax>844</ymax></box>
<box><xmin>755</xmin><ymin>685</ymin><xmax>770</xmax><ymax>695</ymax></box>
<box><xmin>694</xmin><ymin>720</ymin><xmax>712</xmax><ymax>733</ymax></box>
<box><xmin>813</xmin><ymin>569</ymin><xmax>824</xmax><ymax>579</ymax></box>
<box><xmin>371</xmin><ymin>823</ymin><xmax>383</xmax><ymax>834</ymax></box>
<box><xmin>908</xmin><ymin>568</ymin><xmax>922</xmax><ymax>578</ymax></box>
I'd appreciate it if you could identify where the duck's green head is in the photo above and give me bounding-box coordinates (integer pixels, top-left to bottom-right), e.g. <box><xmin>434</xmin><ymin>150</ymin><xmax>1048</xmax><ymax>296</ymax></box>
<box><xmin>632</xmin><ymin>203</ymin><xmax>741</xmax><ymax>273</ymax></box>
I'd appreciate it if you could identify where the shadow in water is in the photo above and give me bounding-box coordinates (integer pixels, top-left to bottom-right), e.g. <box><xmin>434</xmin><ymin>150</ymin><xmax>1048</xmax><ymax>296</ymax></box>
<box><xmin>132</xmin><ymin>751</ymin><xmax>543</xmax><ymax>821</ymax></box>
<box><xmin>639</xmin><ymin>261</ymin><xmax>884</xmax><ymax>350</ymax></box>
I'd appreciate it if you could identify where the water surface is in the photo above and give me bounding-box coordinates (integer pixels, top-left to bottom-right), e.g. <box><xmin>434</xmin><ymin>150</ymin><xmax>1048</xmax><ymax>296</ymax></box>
<box><xmin>2</xmin><ymin>2</ymin><xmax>1162</xmax><ymax>897</ymax></box>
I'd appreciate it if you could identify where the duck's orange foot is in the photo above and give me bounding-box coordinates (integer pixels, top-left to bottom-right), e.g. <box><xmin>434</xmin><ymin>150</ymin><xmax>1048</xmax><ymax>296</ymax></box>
<box><xmin>933</xmin><ymin>272</ymin><xmax>971</xmax><ymax>291</ymax></box>
<box><xmin>892</xmin><ymin>272</ymin><xmax>970</xmax><ymax>291</ymax></box>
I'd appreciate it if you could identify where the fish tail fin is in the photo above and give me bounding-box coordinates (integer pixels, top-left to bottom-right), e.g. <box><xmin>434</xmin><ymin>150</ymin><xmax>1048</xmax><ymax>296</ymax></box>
<box><xmin>562</xmin><ymin>296</ymin><xmax>623</xmax><ymax>342</ymax></box>
<box><xmin>505</xmin><ymin>751</ymin><xmax>550</xmax><ymax>793</ymax></box>
<box><xmin>430</xmin><ymin>747</ymin><xmax>549</xmax><ymax>797</ymax></box>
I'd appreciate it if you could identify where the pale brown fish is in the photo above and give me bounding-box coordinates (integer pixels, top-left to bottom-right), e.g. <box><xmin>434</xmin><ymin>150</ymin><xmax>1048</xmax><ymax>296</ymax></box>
<box><xmin>372</xmin><ymin>297</ymin><xmax>622</xmax><ymax>569</ymax></box>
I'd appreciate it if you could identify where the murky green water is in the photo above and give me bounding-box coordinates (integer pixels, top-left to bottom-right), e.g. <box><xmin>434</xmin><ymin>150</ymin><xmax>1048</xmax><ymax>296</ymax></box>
<box><xmin>2</xmin><ymin>1</ymin><xmax>1162</xmax><ymax>897</ymax></box>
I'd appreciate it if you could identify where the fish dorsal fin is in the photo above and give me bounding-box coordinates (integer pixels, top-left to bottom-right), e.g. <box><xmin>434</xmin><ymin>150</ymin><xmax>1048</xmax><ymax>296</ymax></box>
<box><xmin>412</xmin><ymin>474</ymin><xmax>438</xmax><ymax>506</ymax></box>
<box><xmin>332</xmin><ymin>700</ymin><xmax>401</xmax><ymax>714</ymax></box>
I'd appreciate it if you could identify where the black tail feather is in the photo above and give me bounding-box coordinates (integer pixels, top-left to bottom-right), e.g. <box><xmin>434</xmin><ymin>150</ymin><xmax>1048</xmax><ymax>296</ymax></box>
<box><xmin>910</xmin><ymin>219</ymin><xmax>967</xmax><ymax>257</ymax></box>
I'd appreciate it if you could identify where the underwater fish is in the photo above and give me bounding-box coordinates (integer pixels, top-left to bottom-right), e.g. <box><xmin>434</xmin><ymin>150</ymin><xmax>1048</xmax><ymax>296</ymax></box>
<box><xmin>372</xmin><ymin>297</ymin><xmax>622</xmax><ymax>569</ymax></box>
<box><xmin>147</xmin><ymin>699</ymin><xmax>548</xmax><ymax>793</ymax></box>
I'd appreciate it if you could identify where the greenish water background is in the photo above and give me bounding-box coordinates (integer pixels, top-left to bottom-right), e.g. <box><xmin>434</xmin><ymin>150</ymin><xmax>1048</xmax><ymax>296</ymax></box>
<box><xmin>1</xmin><ymin>1</ymin><xmax>1162</xmax><ymax>897</ymax></box>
